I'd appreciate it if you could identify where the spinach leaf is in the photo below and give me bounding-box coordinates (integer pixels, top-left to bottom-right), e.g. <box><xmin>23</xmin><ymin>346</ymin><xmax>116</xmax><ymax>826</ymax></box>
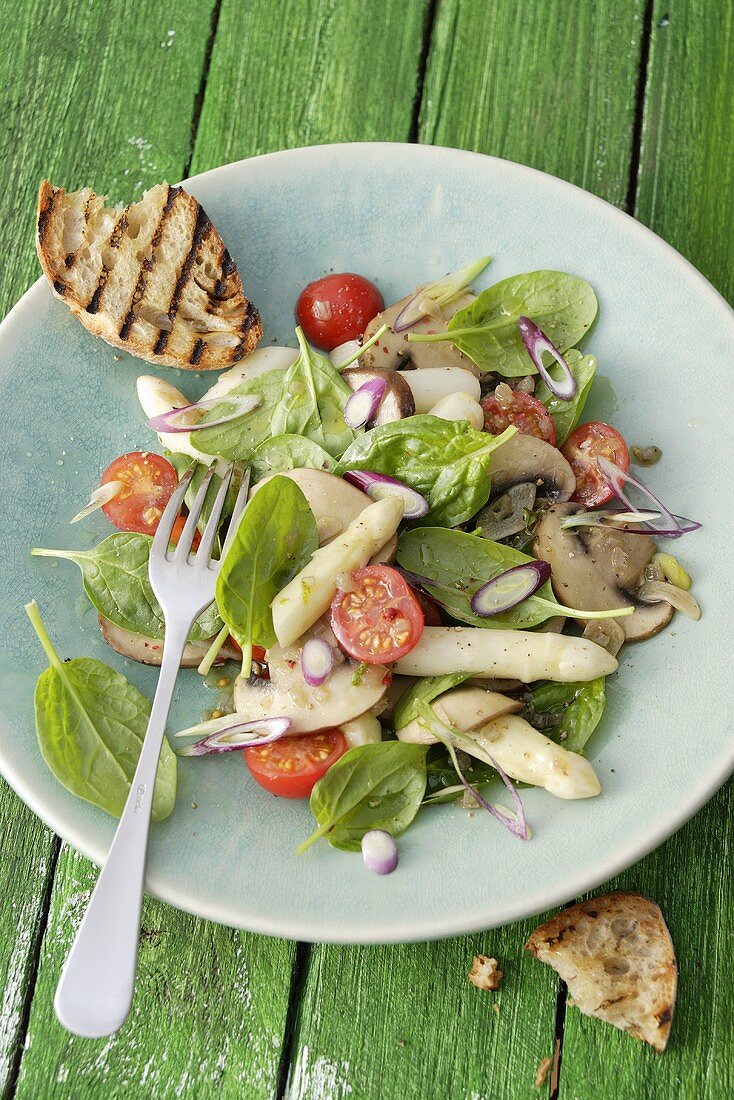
<box><xmin>338</xmin><ymin>416</ymin><xmax>515</xmax><ymax>528</ymax></box>
<box><xmin>397</xmin><ymin>527</ymin><xmax>560</xmax><ymax>629</ymax></box>
<box><xmin>26</xmin><ymin>601</ymin><xmax>176</xmax><ymax>820</ymax></box>
<box><xmin>270</xmin><ymin>329</ymin><xmax>359</xmax><ymax>458</ymax></box>
<box><xmin>193</xmin><ymin>368</ymin><xmax>286</xmax><ymax>461</ymax></box>
<box><xmin>215</xmin><ymin>475</ymin><xmax>317</xmax><ymax>652</ymax></box>
<box><xmin>31</xmin><ymin>534</ymin><xmax>222</xmax><ymax>642</ymax></box>
<box><xmin>534</xmin><ymin>350</ymin><xmax>597</xmax><ymax>444</ymax></box>
<box><xmin>166</xmin><ymin>452</ymin><xmax>241</xmax><ymax>536</ymax></box>
<box><xmin>392</xmin><ymin>672</ymin><xmax>472</xmax><ymax>731</ymax></box>
<box><xmin>525</xmin><ymin>677</ymin><xmax>606</xmax><ymax>753</ymax></box>
<box><xmin>297</xmin><ymin>741</ymin><xmax>429</xmax><ymax>853</ymax></box>
<box><xmin>251</xmin><ymin>434</ymin><xmax>336</xmax><ymax>481</ymax></box>
<box><xmin>411</xmin><ymin>271</ymin><xmax>597</xmax><ymax>377</ymax></box>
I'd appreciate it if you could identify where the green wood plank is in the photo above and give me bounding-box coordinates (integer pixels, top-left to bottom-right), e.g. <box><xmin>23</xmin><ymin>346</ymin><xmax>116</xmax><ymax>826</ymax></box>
<box><xmin>0</xmin><ymin>0</ymin><xmax>220</xmax><ymax>1090</ymax></box>
<box><xmin>190</xmin><ymin>0</ymin><xmax>430</xmax><ymax>172</ymax></box>
<box><xmin>419</xmin><ymin>0</ymin><xmax>645</xmax><ymax>205</ymax></box>
<box><xmin>282</xmin><ymin>3</ymin><xmax>644</xmax><ymax>1095</ymax></box>
<box><xmin>14</xmin><ymin>847</ymin><xmax>295</xmax><ymax>1099</ymax></box>
<box><xmin>560</xmin><ymin>3</ymin><xmax>734</xmax><ymax>1094</ymax></box>
<box><xmin>2</xmin><ymin>3</ymin><xmax>295</xmax><ymax>1097</ymax></box>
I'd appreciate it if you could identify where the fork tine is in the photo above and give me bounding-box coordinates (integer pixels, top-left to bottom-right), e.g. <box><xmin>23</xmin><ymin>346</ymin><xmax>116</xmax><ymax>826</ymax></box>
<box><xmin>151</xmin><ymin>465</ymin><xmax>196</xmax><ymax>558</ymax></box>
<box><xmin>196</xmin><ymin>464</ymin><xmax>235</xmax><ymax>565</ymax></box>
<box><xmin>220</xmin><ymin>467</ymin><xmax>251</xmax><ymax>558</ymax></box>
<box><xmin>172</xmin><ymin>464</ymin><xmax>218</xmax><ymax>560</ymax></box>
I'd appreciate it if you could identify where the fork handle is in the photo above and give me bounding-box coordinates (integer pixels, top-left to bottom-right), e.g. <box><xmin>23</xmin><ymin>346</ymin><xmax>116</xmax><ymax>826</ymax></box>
<box><xmin>54</xmin><ymin>623</ymin><xmax>189</xmax><ymax>1038</ymax></box>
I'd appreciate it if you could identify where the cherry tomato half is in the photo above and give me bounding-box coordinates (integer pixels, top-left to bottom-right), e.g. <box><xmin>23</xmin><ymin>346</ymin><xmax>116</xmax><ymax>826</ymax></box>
<box><xmin>169</xmin><ymin>515</ymin><xmax>201</xmax><ymax>550</ymax></box>
<box><xmin>101</xmin><ymin>452</ymin><xmax>178</xmax><ymax>534</ymax></box>
<box><xmin>244</xmin><ymin>729</ymin><xmax>347</xmax><ymax>799</ymax></box>
<box><xmin>481</xmin><ymin>389</ymin><xmax>557</xmax><ymax>445</ymax></box>
<box><xmin>330</xmin><ymin>565</ymin><xmax>425</xmax><ymax>664</ymax></box>
<box><xmin>295</xmin><ymin>273</ymin><xmax>383</xmax><ymax>350</ymax></box>
<box><xmin>562</xmin><ymin>421</ymin><xmax>630</xmax><ymax>508</ymax></box>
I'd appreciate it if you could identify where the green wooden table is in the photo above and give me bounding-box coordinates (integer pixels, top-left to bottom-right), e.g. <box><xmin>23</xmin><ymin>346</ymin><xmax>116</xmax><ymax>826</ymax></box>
<box><xmin>1</xmin><ymin>2</ymin><xmax>732</xmax><ymax>1096</ymax></box>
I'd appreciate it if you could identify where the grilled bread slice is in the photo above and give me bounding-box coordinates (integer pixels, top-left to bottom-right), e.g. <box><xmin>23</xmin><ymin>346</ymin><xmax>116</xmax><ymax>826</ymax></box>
<box><xmin>36</xmin><ymin>180</ymin><xmax>262</xmax><ymax>370</ymax></box>
<box><xmin>525</xmin><ymin>893</ymin><xmax>677</xmax><ymax>1052</ymax></box>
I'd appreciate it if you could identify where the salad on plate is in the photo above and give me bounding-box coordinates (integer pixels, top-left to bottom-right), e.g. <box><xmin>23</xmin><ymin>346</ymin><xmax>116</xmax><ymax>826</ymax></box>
<box><xmin>26</xmin><ymin>192</ymin><xmax>703</xmax><ymax>874</ymax></box>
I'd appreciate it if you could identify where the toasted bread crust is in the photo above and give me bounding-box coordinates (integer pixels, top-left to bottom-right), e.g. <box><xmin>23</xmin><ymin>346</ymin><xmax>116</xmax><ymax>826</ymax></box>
<box><xmin>525</xmin><ymin>892</ymin><xmax>677</xmax><ymax>1052</ymax></box>
<box><xmin>36</xmin><ymin>180</ymin><xmax>262</xmax><ymax>370</ymax></box>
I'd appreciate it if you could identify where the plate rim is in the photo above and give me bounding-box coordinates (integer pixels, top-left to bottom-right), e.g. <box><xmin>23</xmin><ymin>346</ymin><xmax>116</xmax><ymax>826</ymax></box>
<box><xmin>1</xmin><ymin>141</ymin><xmax>732</xmax><ymax>944</ymax></box>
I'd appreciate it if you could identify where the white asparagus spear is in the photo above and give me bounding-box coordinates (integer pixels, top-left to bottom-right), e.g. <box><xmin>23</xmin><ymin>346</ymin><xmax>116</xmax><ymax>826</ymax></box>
<box><xmin>396</xmin><ymin>687</ymin><xmax>521</xmax><ymax>743</ymax></box>
<box><xmin>461</xmin><ymin>715</ymin><xmax>601</xmax><ymax>799</ymax></box>
<box><xmin>272</xmin><ymin>496</ymin><xmax>405</xmax><ymax>647</ymax></box>
<box><xmin>393</xmin><ymin>626</ymin><xmax>617</xmax><ymax>682</ymax></box>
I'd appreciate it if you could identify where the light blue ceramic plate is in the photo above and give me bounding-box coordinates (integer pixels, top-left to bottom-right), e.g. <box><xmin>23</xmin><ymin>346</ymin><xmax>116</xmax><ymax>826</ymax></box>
<box><xmin>0</xmin><ymin>144</ymin><xmax>732</xmax><ymax>944</ymax></box>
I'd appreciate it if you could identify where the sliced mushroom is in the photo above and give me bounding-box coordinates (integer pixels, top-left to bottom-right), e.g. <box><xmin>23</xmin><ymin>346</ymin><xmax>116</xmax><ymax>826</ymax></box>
<box><xmin>340</xmin><ymin>365</ymin><xmax>415</xmax><ymax>424</ymax></box>
<box><xmin>428</xmin><ymin>391</ymin><xmax>484</xmax><ymax>429</ymax></box>
<box><xmin>233</xmin><ymin>641</ymin><xmax>388</xmax><ymax>732</ymax></box>
<box><xmin>488</xmin><ymin>434</ymin><xmax>576</xmax><ymax>502</ymax></box>
<box><xmin>251</xmin><ymin>467</ymin><xmax>398</xmax><ymax>563</ymax></box>
<box><xmin>361</xmin><ymin>292</ymin><xmax>477</xmax><ymax>372</ymax></box>
<box><xmin>99</xmin><ymin>615</ymin><xmax>239</xmax><ymax>667</ymax></box>
<box><xmin>533</xmin><ymin>504</ymin><xmax>674</xmax><ymax>642</ymax></box>
<box><xmin>473</xmin><ymin>482</ymin><xmax>537</xmax><ymax>540</ymax></box>
<box><xmin>396</xmin><ymin>686</ymin><xmax>521</xmax><ymax>744</ymax></box>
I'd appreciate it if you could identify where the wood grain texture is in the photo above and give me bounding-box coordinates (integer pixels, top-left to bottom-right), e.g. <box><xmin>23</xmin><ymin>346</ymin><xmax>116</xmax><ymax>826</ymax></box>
<box><xmin>0</xmin><ymin>2</ymin><xmax>217</xmax><ymax>1091</ymax></box>
<box><xmin>14</xmin><ymin>847</ymin><xmax>296</xmax><ymax>1099</ymax></box>
<box><xmin>286</xmin><ymin>922</ymin><xmax>559</xmax><ymax>1099</ymax></box>
<box><xmin>190</xmin><ymin>0</ymin><xmax>430</xmax><ymax>172</ymax></box>
<box><xmin>419</xmin><ymin>0</ymin><xmax>646</xmax><ymax>205</ymax></box>
<box><xmin>559</xmin><ymin>3</ymin><xmax>734</xmax><ymax>1093</ymax></box>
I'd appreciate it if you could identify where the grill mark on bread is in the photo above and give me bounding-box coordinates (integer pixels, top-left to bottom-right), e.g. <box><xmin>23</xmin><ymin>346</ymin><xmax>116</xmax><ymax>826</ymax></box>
<box><xmin>85</xmin><ymin>211</ymin><xmax>128</xmax><ymax>314</ymax></box>
<box><xmin>153</xmin><ymin>204</ymin><xmax>211</xmax><ymax>356</ymax></box>
<box><xmin>189</xmin><ymin>339</ymin><xmax>205</xmax><ymax>365</ymax></box>
<box><xmin>232</xmin><ymin>299</ymin><xmax>260</xmax><ymax>361</ymax></box>
<box><xmin>36</xmin><ymin>185</ymin><xmax>56</xmax><ymax>249</ymax></box>
<box><xmin>118</xmin><ymin>184</ymin><xmax>178</xmax><ymax>340</ymax></box>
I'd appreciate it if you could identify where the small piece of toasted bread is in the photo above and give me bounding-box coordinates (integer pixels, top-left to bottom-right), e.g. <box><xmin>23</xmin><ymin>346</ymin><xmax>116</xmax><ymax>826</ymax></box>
<box><xmin>525</xmin><ymin>893</ymin><xmax>676</xmax><ymax>1052</ymax></box>
<box><xmin>468</xmin><ymin>955</ymin><xmax>503</xmax><ymax>992</ymax></box>
<box><xmin>36</xmin><ymin>180</ymin><xmax>262</xmax><ymax>370</ymax></box>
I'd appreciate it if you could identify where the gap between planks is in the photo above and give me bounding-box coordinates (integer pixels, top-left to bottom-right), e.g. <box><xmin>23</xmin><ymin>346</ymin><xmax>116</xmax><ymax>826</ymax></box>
<box><xmin>184</xmin><ymin>0</ymin><xmax>225</xmax><ymax>179</ymax></box>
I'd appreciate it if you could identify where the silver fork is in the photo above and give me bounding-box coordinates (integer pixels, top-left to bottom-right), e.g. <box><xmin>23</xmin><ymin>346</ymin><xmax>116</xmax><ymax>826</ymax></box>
<box><xmin>54</xmin><ymin>461</ymin><xmax>249</xmax><ymax>1038</ymax></box>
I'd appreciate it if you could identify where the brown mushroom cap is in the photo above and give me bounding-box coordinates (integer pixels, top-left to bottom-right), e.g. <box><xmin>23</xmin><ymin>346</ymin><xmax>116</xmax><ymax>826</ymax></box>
<box><xmin>489</xmin><ymin>434</ymin><xmax>577</xmax><ymax>502</ymax></box>
<box><xmin>99</xmin><ymin>615</ymin><xmax>240</xmax><ymax>667</ymax></box>
<box><xmin>533</xmin><ymin>504</ymin><xmax>674</xmax><ymax>642</ymax></box>
<box><xmin>340</xmin><ymin>365</ymin><xmax>415</xmax><ymax>424</ymax></box>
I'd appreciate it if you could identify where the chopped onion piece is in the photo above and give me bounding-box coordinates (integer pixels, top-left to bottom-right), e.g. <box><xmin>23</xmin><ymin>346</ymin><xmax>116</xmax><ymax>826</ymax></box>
<box><xmin>343</xmin><ymin>377</ymin><xmax>388</xmax><ymax>428</ymax></box>
<box><xmin>146</xmin><ymin>394</ymin><xmax>261</xmax><ymax>434</ymax></box>
<box><xmin>361</xmin><ymin>829</ymin><xmax>399</xmax><ymax>874</ymax></box>
<box><xmin>330</xmin><ymin>339</ymin><xmax>363</xmax><ymax>368</ymax></box>
<box><xmin>177</xmin><ymin>716</ymin><xmax>292</xmax><ymax>756</ymax></box>
<box><xmin>300</xmin><ymin>637</ymin><xmax>334</xmax><ymax>686</ymax></box>
<box><xmin>393</xmin><ymin>256</ymin><xmax>492</xmax><ymax>332</ymax></box>
<box><xmin>471</xmin><ymin>561</ymin><xmax>551</xmax><ymax>616</ymax></box>
<box><xmin>597</xmin><ymin>457</ymin><xmax>701</xmax><ymax>538</ymax></box>
<box><xmin>652</xmin><ymin>552</ymin><xmax>692</xmax><ymax>591</ymax></box>
<box><xmin>343</xmin><ymin>470</ymin><xmax>428</xmax><ymax>518</ymax></box>
<box><xmin>638</xmin><ymin>581</ymin><xmax>701</xmax><ymax>620</ymax></box>
<box><xmin>518</xmin><ymin>316</ymin><xmax>577</xmax><ymax>400</ymax></box>
<box><xmin>70</xmin><ymin>480</ymin><xmax>123</xmax><ymax>524</ymax></box>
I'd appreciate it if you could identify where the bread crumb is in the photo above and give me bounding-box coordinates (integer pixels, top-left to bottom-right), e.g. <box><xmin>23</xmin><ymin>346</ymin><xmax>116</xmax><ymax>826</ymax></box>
<box><xmin>492</xmin><ymin>1002</ymin><xmax>500</xmax><ymax>1015</ymax></box>
<box><xmin>534</xmin><ymin>1057</ymin><xmax>551</xmax><ymax>1089</ymax></box>
<box><xmin>468</xmin><ymin>955</ymin><xmax>503</xmax><ymax>991</ymax></box>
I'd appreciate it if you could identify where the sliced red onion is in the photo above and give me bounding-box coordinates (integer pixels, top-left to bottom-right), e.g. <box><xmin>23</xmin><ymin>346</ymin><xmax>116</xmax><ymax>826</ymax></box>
<box><xmin>146</xmin><ymin>394</ymin><xmax>261</xmax><ymax>434</ymax></box>
<box><xmin>444</xmin><ymin>737</ymin><xmax>528</xmax><ymax>840</ymax></box>
<box><xmin>361</xmin><ymin>829</ymin><xmax>399</xmax><ymax>874</ymax></box>
<box><xmin>178</xmin><ymin>716</ymin><xmax>291</xmax><ymax>756</ymax></box>
<box><xmin>301</xmin><ymin>637</ymin><xmax>334</xmax><ymax>687</ymax></box>
<box><xmin>70</xmin><ymin>480</ymin><xmax>122</xmax><ymax>524</ymax></box>
<box><xmin>342</xmin><ymin>470</ymin><xmax>429</xmax><ymax>518</ymax></box>
<box><xmin>343</xmin><ymin>378</ymin><xmax>388</xmax><ymax>428</ymax></box>
<box><xmin>560</xmin><ymin>509</ymin><xmax>661</xmax><ymax>532</ymax></box>
<box><xmin>393</xmin><ymin>256</ymin><xmax>492</xmax><ymax>332</ymax></box>
<box><xmin>518</xmin><ymin>316</ymin><xmax>577</xmax><ymax>400</ymax></box>
<box><xmin>471</xmin><ymin>561</ymin><xmax>551</xmax><ymax>617</ymax></box>
<box><xmin>597</xmin><ymin>457</ymin><xmax>702</xmax><ymax>538</ymax></box>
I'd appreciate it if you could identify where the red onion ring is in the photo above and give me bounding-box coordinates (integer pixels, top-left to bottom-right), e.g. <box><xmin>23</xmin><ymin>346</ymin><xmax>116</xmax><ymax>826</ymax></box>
<box><xmin>178</xmin><ymin>716</ymin><xmax>291</xmax><ymax>756</ymax></box>
<box><xmin>300</xmin><ymin>637</ymin><xmax>334</xmax><ymax>687</ymax></box>
<box><xmin>343</xmin><ymin>377</ymin><xmax>388</xmax><ymax>428</ymax></box>
<box><xmin>518</xmin><ymin>316</ymin><xmax>577</xmax><ymax>400</ymax></box>
<box><xmin>597</xmin><ymin>457</ymin><xmax>702</xmax><ymax>538</ymax></box>
<box><xmin>146</xmin><ymin>394</ymin><xmax>261</xmax><ymax>434</ymax></box>
<box><xmin>471</xmin><ymin>561</ymin><xmax>551</xmax><ymax>616</ymax></box>
<box><xmin>443</xmin><ymin>734</ymin><xmax>529</xmax><ymax>840</ymax></box>
<box><xmin>342</xmin><ymin>470</ymin><xmax>429</xmax><ymax>518</ymax></box>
